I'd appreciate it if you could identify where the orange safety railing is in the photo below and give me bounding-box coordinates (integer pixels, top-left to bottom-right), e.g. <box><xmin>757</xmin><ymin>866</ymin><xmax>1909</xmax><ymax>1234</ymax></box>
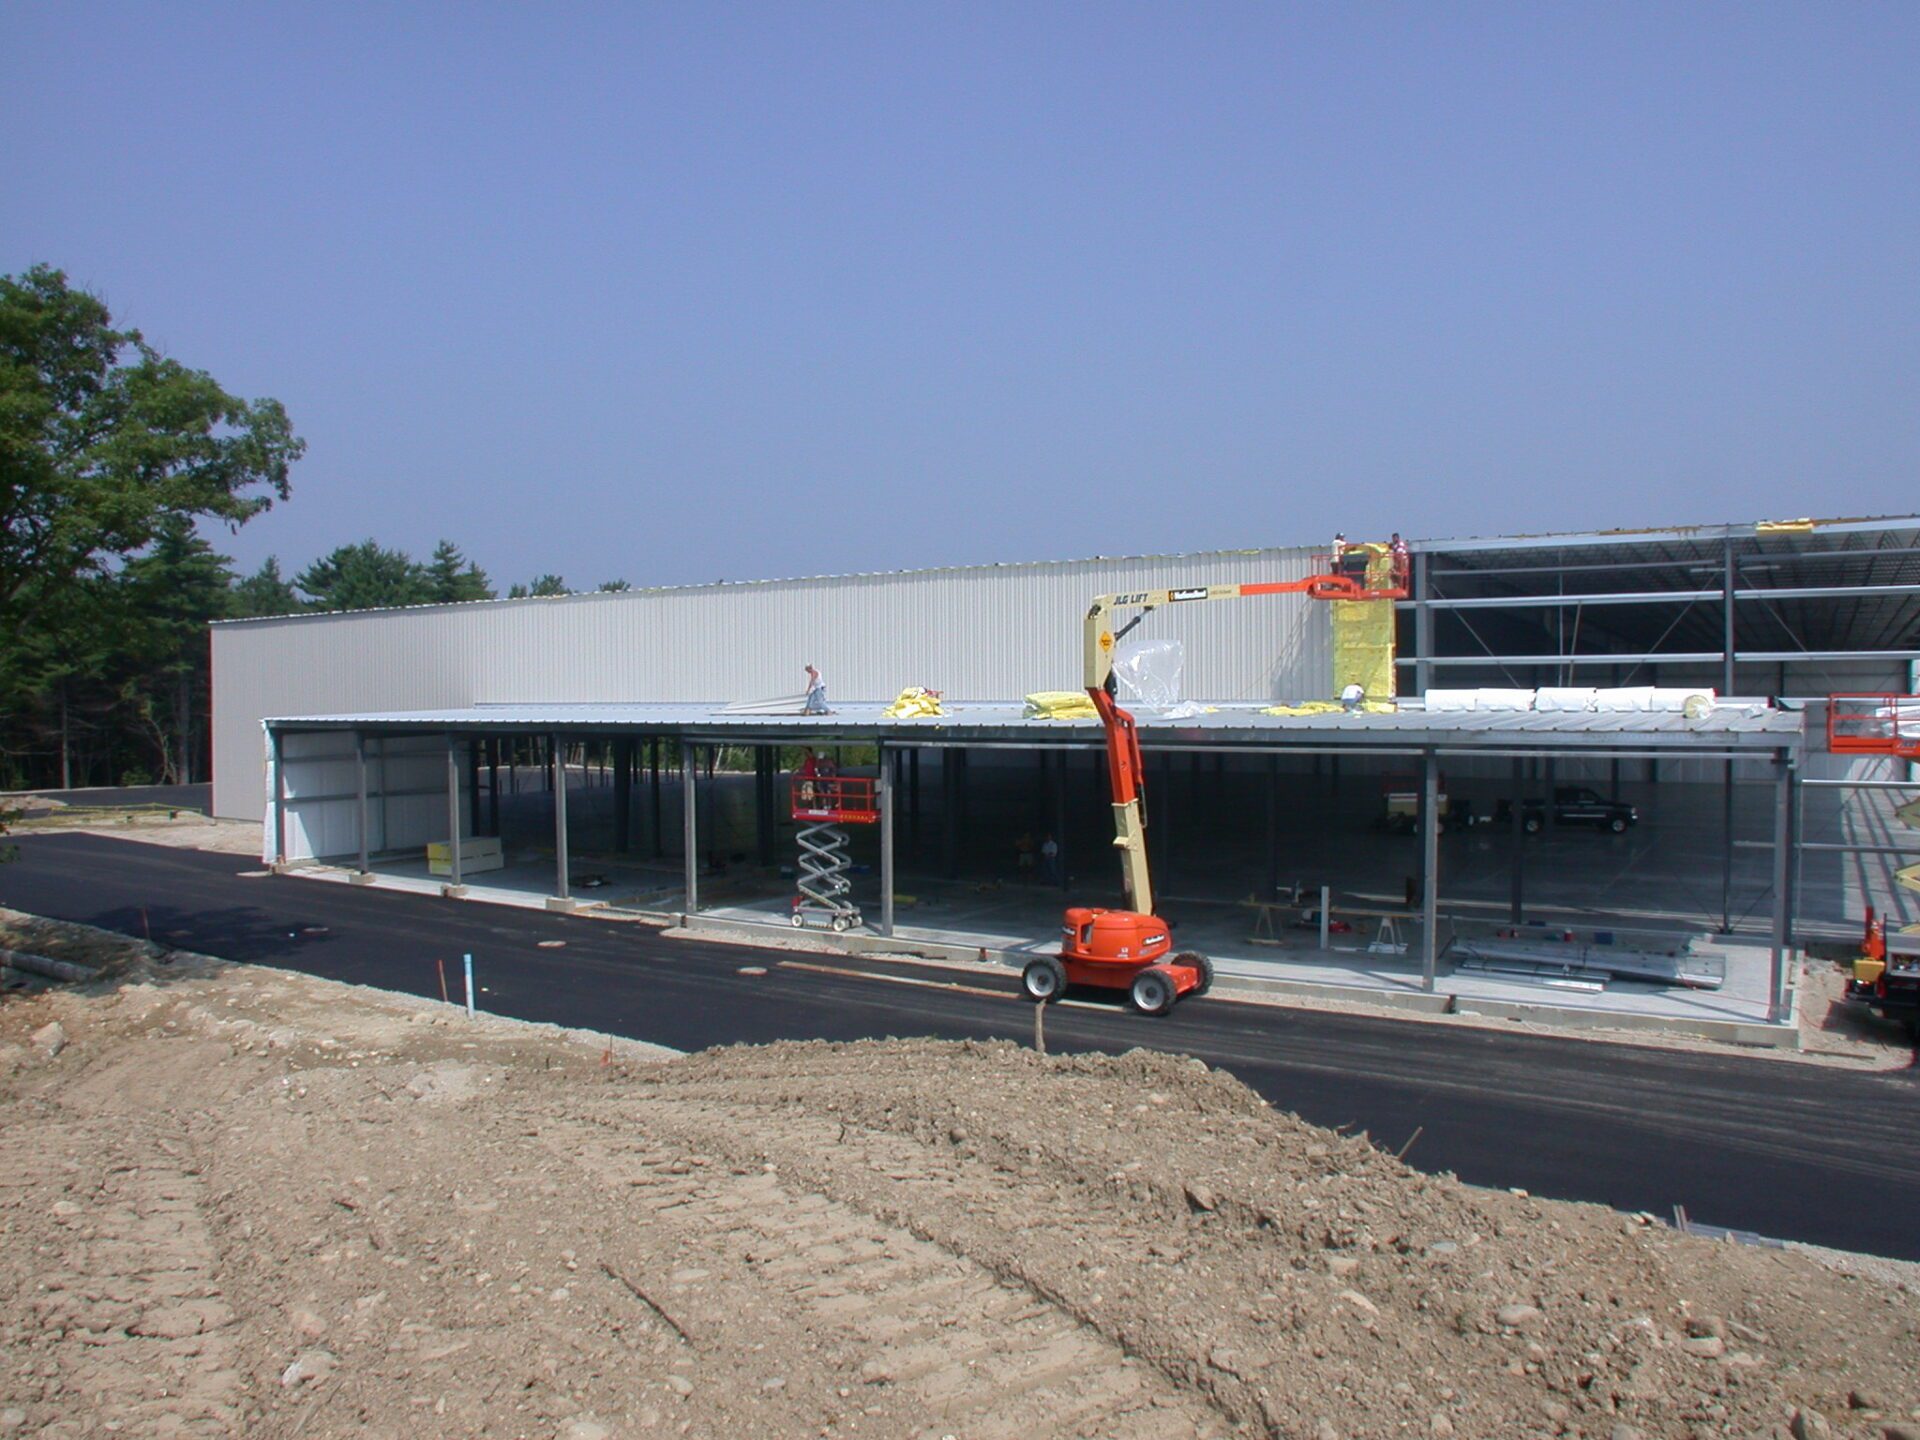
<box><xmin>1310</xmin><ymin>550</ymin><xmax>1411</xmax><ymax>600</ymax></box>
<box><xmin>1828</xmin><ymin>694</ymin><xmax>1920</xmax><ymax>759</ymax></box>
<box><xmin>791</xmin><ymin>774</ymin><xmax>881</xmax><ymax>824</ymax></box>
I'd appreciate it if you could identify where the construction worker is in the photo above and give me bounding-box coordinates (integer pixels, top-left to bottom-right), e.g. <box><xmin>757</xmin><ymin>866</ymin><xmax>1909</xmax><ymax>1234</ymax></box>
<box><xmin>1331</xmin><ymin>532</ymin><xmax>1347</xmax><ymax>567</ymax></box>
<box><xmin>1341</xmin><ymin>680</ymin><xmax>1366</xmax><ymax>713</ymax></box>
<box><xmin>803</xmin><ymin>663</ymin><xmax>829</xmax><ymax>715</ymax></box>
<box><xmin>1390</xmin><ymin>533</ymin><xmax>1410</xmax><ymax>586</ymax></box>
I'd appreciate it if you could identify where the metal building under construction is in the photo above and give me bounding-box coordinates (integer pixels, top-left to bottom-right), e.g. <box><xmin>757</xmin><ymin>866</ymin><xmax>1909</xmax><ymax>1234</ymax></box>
<box><xmin>212</xmin><ymin>515</ymin><xmax>1920</xmax><ymax>1046</ymax></box>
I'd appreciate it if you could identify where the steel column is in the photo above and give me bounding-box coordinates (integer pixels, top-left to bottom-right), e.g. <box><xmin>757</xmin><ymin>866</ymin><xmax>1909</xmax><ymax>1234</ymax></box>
<box><xmin>650</xmin><ymin>739</ymin><xmax>663</xmax><ymax>858</ymax></box>
<box><xmin>613</xmin><ymin>738</ymin><xmax>631</xmax><ymax>853</ymax></box>
<box><xmin>1722</xmin><ymin>537</ymin><xmax>1737</xmax><ymax>696</ymax></box>
<box><xmin>445</xmin><ymin>735</ymin><xmax>463</xmax><ymax>891</ymax></box>
<box><xmin>1420</xmin><ymin>749</ymin><xmax>1440</xmax><ymax>992</ymax></box>
<box><xmin>1509</xmin><ymin>757</ymin><xmax>1524</xmax><ymax>923</ymax></box>
<box><xmin>1769</xmin><ymin>751</ymin><xmax>1796</xmax><ymax>1022</ymax></box>
<box><xmin>682</xmin><ymin>744</ymin><xmax>699</xmax><ymax>915</ymax></box>
<box><xmin>552</xmin><ymin>732</ymin><xmax>570</xmax><ymax>902</ymax></box>
<box><xmin>270</xmin><ymin>727</ymin><xmax>287</xmax><ymax>866</ymax></box>
<box><xmin>879</xmin><ymin>741</ymin><xmax>894</xmax><ymax>936</ymax></box>
<box><xmin>355</xmin><ymin>732</ymin><xmax>370</xmax><ymax>876</ymax></box>
<box><xmin>1413</xmin><ymin>550</ymin><xmax>1433</xmax><ymax>697</ymax></box>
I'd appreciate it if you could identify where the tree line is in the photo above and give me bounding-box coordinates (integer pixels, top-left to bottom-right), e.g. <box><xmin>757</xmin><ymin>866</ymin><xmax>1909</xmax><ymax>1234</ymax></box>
<box><xmin>1</xmin><ymin>264</ymin><xmax>627</xmax><ymax>796</ymax></box>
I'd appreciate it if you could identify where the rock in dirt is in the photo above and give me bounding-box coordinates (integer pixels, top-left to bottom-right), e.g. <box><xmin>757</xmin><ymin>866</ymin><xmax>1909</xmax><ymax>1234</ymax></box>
<box><xmin>1183</xmin><ymin>1181</ymin><xmax>1218</xmax><ymax>1212</ymax></box>
<box><xmin>1681</xmin><ymin>1334</ymin><xmax>1726</xmax><ymax>1359</ymax></box>
<box><xmin>29</xmin><ymin>1021</ymin><xmax>66</xmax><ymax>1057</ymax></box>
<box><xmin>280</xmin><ymin>1348</ymin><xmax>338</xmax><ymax>1387</ymax></box>
<box><xmin>1495</xmin><ymin>1302</ymin><xmax>1542</xmax><ymax>1329</ymax></box>
<box><xmin>561</xmin><ymin>1421</ymin><xmax>610</xmax><ymax>1440</ymax></box>
<box><xmin>1790</xmin><ymin>1407</ymin><xmax>1833</xmax><ymax>1440</ymax></box>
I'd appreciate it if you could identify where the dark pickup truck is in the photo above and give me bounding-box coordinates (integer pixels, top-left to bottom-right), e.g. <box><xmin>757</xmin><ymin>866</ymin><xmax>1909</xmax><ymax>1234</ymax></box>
<box><xmin>1496</xmin><ymin>786</ymin><xmax>1638</xmax><ymax>835</ymax></box>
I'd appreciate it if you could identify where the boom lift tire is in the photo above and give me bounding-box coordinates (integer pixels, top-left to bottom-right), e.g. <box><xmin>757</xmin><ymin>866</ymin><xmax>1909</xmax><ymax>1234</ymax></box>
<box><xmin>1022</xmin><ymin>957</ymin><xmax>1067</xmax><ymax>1003</ymax></box>
<box><xmin>1129</xmin><ymin>968</ymin><xmax>1176</xmax><ymax>1016</ymax></box>
<box><xmin>1174</xmin><ymin>951</ymin><xmax>1214</xmax><ymax>996</ymax></box>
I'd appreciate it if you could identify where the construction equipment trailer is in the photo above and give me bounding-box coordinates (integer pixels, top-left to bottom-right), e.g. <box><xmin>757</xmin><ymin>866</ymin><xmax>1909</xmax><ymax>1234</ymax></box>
<box><xmin>1021</xmin><ymin>548</ymin><xmax>1406</xmax><ymax>1014</ymax></box>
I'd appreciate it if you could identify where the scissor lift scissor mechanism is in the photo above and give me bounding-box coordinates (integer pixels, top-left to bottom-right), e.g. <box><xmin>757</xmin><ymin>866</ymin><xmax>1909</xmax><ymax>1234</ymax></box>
<box><xmin>790</xmin><ymin>775</ymin><xmax>879</xmax><ymax>932</ymax></box>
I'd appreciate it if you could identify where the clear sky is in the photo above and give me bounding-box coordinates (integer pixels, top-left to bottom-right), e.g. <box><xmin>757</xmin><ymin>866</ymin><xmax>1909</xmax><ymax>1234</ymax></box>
<box><xmin>6</xmin><ymin>3</ymin><xmax>1916</xmax><ymax>590</ymax></box>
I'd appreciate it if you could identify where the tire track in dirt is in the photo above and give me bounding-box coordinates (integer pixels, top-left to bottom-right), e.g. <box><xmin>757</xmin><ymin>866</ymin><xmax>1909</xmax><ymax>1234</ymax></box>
<box><xmin>0</xmin><ymin>1110</ymin><xmax>244</xmax><ymax>1437</ymax></box>
<box><xmin>545</xmin><ymin>1113</ymin><xmax>1232</xmax><ymax>1439</ymax></box>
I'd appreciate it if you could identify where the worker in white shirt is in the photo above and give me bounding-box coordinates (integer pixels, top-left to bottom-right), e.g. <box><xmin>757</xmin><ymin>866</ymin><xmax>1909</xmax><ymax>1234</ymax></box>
<box><xmin>1341</xmin><ymin>681</ymin><xmax>1365</xmax><ymax>713</ymax></box>
<box><xmin>803</xmin><ymin>663</ymin><xmax>829</xmax><ymax>715</ymax></box>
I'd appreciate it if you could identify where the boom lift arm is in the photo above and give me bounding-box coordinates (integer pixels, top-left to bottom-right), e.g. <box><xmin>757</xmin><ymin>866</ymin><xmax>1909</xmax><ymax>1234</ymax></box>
<box><xmin>1083</xmin><ymin>572</ymin><xmax>1401</xmax><ymax>917</ymax></box>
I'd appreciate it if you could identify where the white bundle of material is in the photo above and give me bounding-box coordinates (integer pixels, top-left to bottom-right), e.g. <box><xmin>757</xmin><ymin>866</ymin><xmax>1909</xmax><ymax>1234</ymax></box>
<box><xmin>1649</xmin><ymin>687</ymin><xmax>1716</xmax><ymax>712</ymax></box>
<box><xmin>1535</xmin><ymin>687</ymin><xmax>1599</xmax><ymax>712</ymax></box>
<box><xmin>1423</xmin><ymin>689</ymin><xmax>1480</xmax><ymax>712</ymax></box>
<box><xmin>1594</xmin><ymin>687</ymin><xmax>1658</xmax><ymax>712</ymax></box>
<box><xmin>1476</xmin><ymin>688</ymin><xmax>1537</xmax><ymax>712</ymax></box>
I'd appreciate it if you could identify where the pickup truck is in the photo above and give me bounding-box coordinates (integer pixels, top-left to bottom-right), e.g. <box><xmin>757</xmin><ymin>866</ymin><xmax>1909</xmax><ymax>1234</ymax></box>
<box><xmin>1496</xmin><ymin>787</ymin><xmax>1638</xmax><ymax>835</ymax></box>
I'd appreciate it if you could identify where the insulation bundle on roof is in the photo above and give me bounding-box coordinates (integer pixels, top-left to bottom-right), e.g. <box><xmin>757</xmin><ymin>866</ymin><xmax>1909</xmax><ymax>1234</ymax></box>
<box><xmin>1024</xmin><ymin>691</ymin><xmax>1098</xmax><ymax>720</ymax></box>
<box><xmin>881</xmin><ymin>686</ymin><xmax>946</xmax><ymax>719</ymax></box>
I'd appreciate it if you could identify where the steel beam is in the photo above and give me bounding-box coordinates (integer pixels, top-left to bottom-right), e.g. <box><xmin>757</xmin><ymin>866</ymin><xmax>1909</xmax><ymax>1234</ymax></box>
<box><xmin>1397</xmin><ymin>649</ymin><xmax>1920</xmax><ymax>667</ymax></box>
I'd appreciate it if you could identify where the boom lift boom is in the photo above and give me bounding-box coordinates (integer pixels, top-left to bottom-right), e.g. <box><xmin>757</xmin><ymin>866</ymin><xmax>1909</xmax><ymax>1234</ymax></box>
<box><xmin>1021</xmin><ymin>553</ymin><xmax>1406</xmax><ymax>1015</ymax></box>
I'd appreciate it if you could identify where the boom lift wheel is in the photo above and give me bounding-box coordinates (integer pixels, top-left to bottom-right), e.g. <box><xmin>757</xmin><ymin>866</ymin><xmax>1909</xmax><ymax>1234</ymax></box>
<box><xmin>1129</xmin><ymin>969</ymin><xmax>1175</xmax><ymax>1016</ymax></box>
<box><xmin>1022</xmin><ymin>957</ymin><xmax>1067</xmax><ymax>1003</ymax></box>
<box><xmin>1174</xmin><ymin>950</ymin><xmax>1214</xmax><ymax>996</ymax></box>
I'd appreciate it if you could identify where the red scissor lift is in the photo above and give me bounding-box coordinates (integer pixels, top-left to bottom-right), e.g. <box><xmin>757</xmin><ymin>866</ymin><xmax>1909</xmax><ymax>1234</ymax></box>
<box><xmin>790</xmin><ymin>775</ymin><xmax>878</xmax><ymax>932</ymax></box>
<box><xmin>1828</xmin><ymin>694</ymin><xmax>1920</xmax><ymax>762</ymax></box>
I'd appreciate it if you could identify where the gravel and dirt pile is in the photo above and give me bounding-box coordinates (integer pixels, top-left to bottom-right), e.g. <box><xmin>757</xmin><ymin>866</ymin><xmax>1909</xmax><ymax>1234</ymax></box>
<box><xmin>0</xmin><ymin>918</ymin><xmax>1916</xmax><ymax>1439</ymax></box>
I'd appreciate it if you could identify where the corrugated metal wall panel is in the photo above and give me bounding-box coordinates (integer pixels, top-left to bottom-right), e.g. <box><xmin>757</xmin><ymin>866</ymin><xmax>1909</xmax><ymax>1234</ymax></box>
<box><xmin>213</xmin><ymin>546</ymin><xmax>1331</xmax><ymax>818</ymax></box>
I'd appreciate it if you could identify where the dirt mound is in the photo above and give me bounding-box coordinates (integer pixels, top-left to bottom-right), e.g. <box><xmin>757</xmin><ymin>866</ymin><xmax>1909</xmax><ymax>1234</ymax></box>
<box><xmin>0</xmin><ymin>922</ymin><xmax>1914</xmax><ymax>1438</ymax></box>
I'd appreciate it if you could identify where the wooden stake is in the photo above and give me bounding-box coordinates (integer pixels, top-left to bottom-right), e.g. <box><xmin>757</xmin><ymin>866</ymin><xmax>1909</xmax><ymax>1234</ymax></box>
<box><xmin>436</xmin><ymin>957</ymin><xmax>449</xmax><ymax>1004</ymax></box>
<box><xmin>1033</xmin><ymin>1000</ymin><xmax>1046</xmax><ymax>1056</ymax></box>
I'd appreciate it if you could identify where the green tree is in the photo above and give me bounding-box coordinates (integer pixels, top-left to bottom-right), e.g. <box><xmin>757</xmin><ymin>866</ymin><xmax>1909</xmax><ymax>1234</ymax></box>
<box><xmin>228</xmin><ymin>556</ymin><xmax>302</xmax><ymax>617</ymax></box>
<box><xmin>528</xmin><ymin>574</ymin><xmax>568</xmax><ymax>597</ymax></box>
<box><xmin>116</xmin><ymin>518</ymin><xmax>235</xmax><ymax>783</ymax></box>
<box><xmin>424</xmin><ymin>540</ymin><xmax>494</xmax><ymax>603</ymax></box>
<box><xmin>597</xmin><ymin>579</ymin><xmax>632</xmax><ymax>592</ymax></box>
<box><xmin>0</xmin><ymin>264</ymin><xmax>303</xmax><ymax>645</ymax></box>
<box><xmin>294</xmin><ymin>540</ymin><xmax>430</xmax><ymax>611</ymax></box>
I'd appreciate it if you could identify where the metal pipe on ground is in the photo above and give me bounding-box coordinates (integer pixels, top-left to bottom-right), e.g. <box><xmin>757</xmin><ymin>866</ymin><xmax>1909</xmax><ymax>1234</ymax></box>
<box><xmin>0</xmin><ymin>949</ymin><xmax>98</xmax><ymax>983</ymax></box>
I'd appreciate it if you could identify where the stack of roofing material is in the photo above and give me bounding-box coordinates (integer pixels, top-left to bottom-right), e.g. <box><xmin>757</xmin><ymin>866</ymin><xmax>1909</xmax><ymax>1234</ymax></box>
<box><xmin>1451</xmin><ymin>936</ymin><xmax>1727</xmax><ymax>990</ymax></box>
<box><xmin>1420</xmin><ymin>686</ymin><xmax>1719</xmax><ymax>715</ymax></box>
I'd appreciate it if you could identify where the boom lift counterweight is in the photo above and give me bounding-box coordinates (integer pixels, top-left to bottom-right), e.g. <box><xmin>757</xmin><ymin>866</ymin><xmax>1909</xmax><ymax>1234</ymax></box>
<box><xmin>1023</xmin><ymin>551</ymin><xmax>1406</xmax><ymax>1015</ymax></box>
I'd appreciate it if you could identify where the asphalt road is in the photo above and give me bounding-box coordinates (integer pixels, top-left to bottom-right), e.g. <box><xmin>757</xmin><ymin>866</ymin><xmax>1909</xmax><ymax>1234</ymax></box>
<box><xmin>6</xmin><ymin>832</ymin><xmax>1919</xmax><ymax>1261</ymax></box>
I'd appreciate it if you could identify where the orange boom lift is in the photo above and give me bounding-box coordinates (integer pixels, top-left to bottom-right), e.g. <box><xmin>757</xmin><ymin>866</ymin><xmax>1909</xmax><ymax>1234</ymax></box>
<box><xmin>1019</xmin><ymin>549</ymin><xmax>1407</xmax><ymax>1015</ymax></box>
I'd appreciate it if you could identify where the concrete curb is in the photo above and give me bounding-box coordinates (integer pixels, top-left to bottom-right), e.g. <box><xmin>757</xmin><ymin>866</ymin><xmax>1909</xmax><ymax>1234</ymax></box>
<box><xmin>676</xmin><ymin>911</ymin><xmax>1802</xmax><ymax>1048</ymax></box>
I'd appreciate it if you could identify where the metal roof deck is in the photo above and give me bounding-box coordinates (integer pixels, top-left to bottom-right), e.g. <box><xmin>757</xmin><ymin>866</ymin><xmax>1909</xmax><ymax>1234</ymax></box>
<box><xmin>267</xmin><ymin>699</ymin><xmax>1803</xmax><ymax>754</ymax></box>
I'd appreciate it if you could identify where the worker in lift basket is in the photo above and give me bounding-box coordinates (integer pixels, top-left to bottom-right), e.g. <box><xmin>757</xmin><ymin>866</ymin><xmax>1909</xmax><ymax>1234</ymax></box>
<box><xmin>803</xmin><ymin>663</ymin><xmax>829</xmax><ymax>715</ymax></box>
<box><xmin>1341</xmin><ymin>681</ymin><xmax>1366</xmax><ymax>713</ymax></box>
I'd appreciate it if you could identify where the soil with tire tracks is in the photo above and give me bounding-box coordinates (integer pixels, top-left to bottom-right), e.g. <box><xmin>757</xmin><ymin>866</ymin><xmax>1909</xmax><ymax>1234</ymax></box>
<box><xmin>0</xmin><ymin>914</ymin><xmax>1916</xmax><ymax>1439</ymax></box>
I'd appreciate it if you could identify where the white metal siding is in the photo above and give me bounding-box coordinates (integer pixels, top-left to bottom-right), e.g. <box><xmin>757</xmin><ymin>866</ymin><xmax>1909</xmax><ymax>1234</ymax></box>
<box><xmin>214</xmin><ymin>547</ymin><xmax>1331</xmax><ymax>819</ymax></box>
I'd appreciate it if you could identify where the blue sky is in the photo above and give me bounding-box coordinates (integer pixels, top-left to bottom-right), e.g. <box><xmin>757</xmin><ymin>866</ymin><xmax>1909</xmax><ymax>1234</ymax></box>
<box><xmin>6</xmin><ymin>3</ymin><xmax>1916</xmax><ymax>590</ymax></box>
